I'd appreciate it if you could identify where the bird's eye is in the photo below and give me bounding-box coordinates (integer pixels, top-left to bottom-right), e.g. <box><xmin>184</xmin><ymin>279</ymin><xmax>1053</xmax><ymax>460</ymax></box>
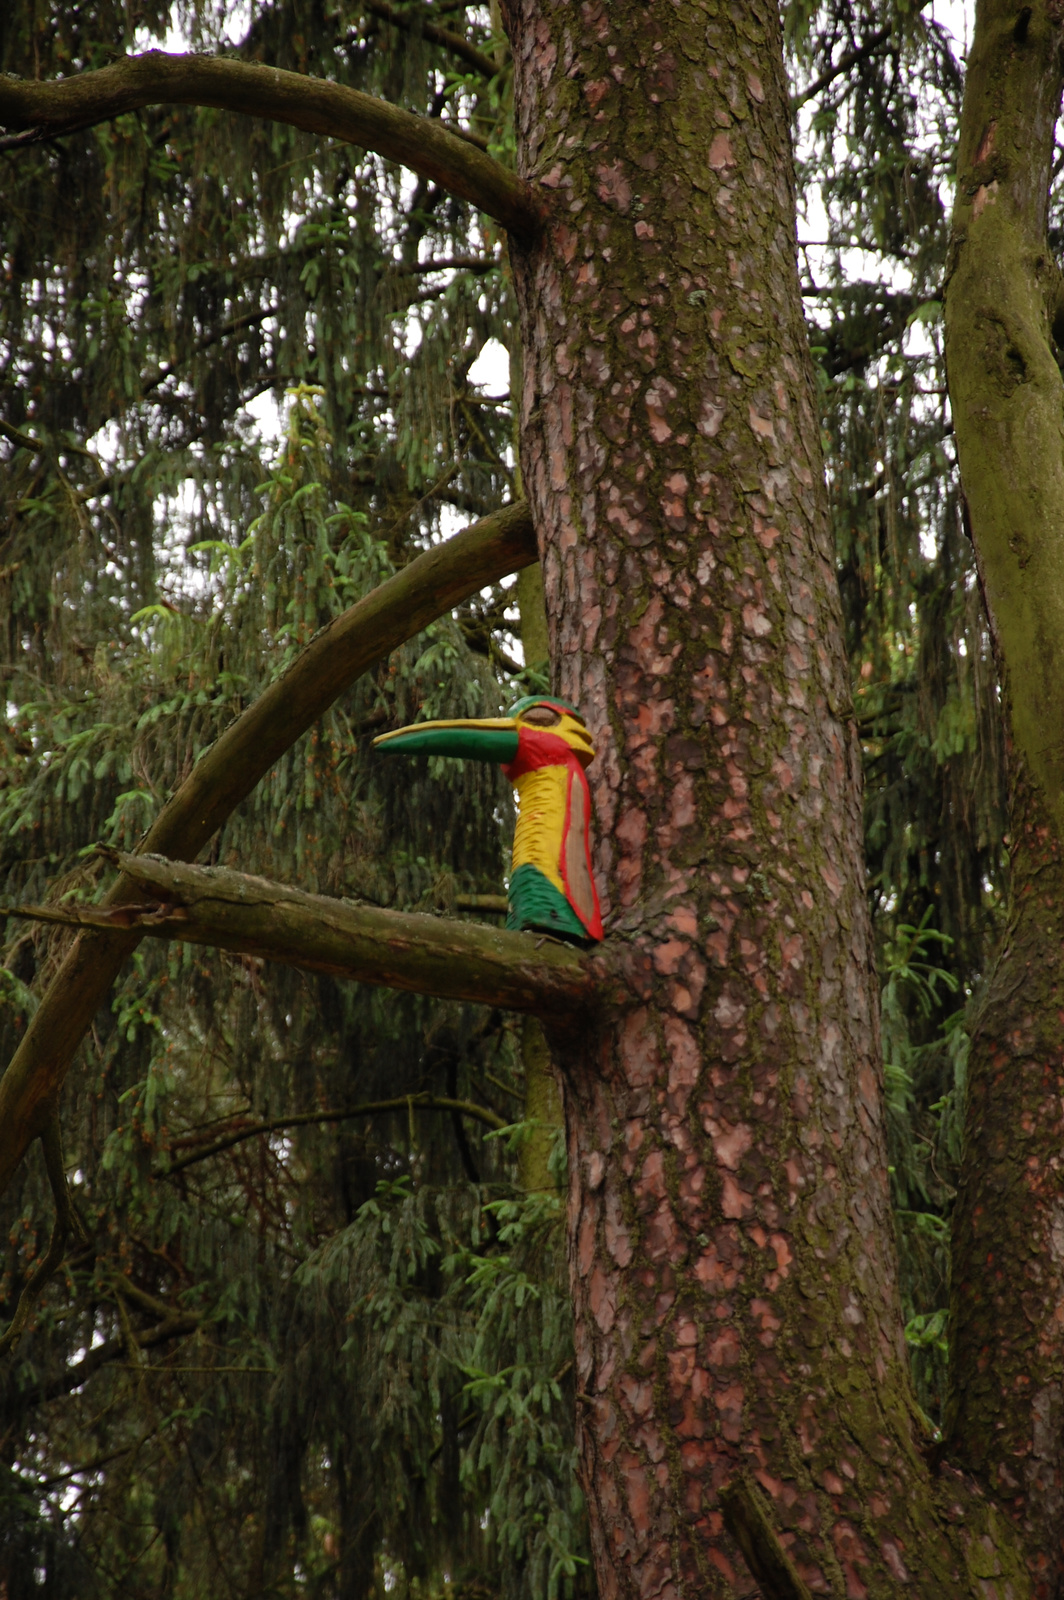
<box><xmin>522</xmin><ymin>706</ymin><xmax>562</xmax><ymax>726</ymax></box>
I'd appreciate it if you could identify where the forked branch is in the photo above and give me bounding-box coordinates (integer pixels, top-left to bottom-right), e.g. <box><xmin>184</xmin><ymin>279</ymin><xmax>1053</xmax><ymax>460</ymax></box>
<box><xmin>12</xmin><ymin>849</ymin><xmax>599</xmax><ymax>1016</ymax></box>
<box><xmin>0</xmin><ymin>501</ymin><xmax>537</xmax><ymax>1195</ymax></box>
<box><xmin>0</xmin><ymin>52</ymin><xmax>542</xmax><ymax>239</ymax></box>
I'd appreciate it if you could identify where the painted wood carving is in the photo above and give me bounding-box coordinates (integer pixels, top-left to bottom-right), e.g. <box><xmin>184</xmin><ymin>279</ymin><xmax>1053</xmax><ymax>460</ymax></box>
<box><xmin>375</xmin><ymin>696</ymin><xmax>603</xmax><ymax>944</ymax></box>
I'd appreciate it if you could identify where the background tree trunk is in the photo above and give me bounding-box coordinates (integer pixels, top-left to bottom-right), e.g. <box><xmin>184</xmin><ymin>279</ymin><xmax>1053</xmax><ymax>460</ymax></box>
<box><xmin>503</xmin><ymin>0</ymin><xmax>985</xmax><ymax>1591</ymax></box>
<box><xmin>943</xmin><ymin>1</ymin><xmax>1064</xmax><ymax>1582</ymax></box>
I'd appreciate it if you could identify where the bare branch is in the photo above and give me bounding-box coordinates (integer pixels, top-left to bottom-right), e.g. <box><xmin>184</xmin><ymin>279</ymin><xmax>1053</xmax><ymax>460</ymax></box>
<box><xmin>790</xmin><ymin>25</ymin><xmax>894</xmax><ymax>110</ymax></box>
<box><xmin>790</xmin><ymin>3</ymin><xmax>932</xmax><ymax>113</ymax></box>
<box><xmin>365</xmin><ymin>1</ymin><xmax>501</xmax><ymax>79</ymax></box>
<box><xmin>0</xmin><ymin>417</ymin><xmax>43</xmax><ymax>454</ymax></box>
<box><xmin>0</xmin><ymin>501</ymin><xmax>538</xmax><ymax>1196</ymax></box>
<box><xmin>11</xmin><ymin>847</ymin><xmax>598</xmax><ymax>1018</ymax></box>
<box><xmin>0</xmin><ymin>52</ymin><xmax>543</xmax><ymax>240</ymax></box>
<box><xmin>19</xmin><ymin>1313</ymin><xmax>203</xmax><ymax>1406</ymax></box>
<box><xmin>156</xmin><ymin>1093</ymin><xmax>507</xmax><ymax>1176</ymax></box>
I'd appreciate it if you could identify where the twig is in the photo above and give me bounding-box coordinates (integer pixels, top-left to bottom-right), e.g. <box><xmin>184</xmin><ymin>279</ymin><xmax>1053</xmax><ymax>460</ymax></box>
<box><xmin>156</xmin><ymin>1093</ymin><xmax>506</xmax><ymax>1176</ymax></box>
<box><xmin>393</xmin><ymin>254</ymin><xmax>500</xmax><ymax>275</ymax></box>
<box><xmin>363</xmin><ymin>2</ymin><xmax>500</xmax><ymax>80</ymax></box>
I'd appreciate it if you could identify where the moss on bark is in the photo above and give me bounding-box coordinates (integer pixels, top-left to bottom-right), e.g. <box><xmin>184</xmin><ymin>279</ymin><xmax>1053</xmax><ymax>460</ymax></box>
<box><xmin>944</xmin><ymin>3</ymin><xmax>1064</xmax><ymax>1585</ymax></box>
<box><xmin>503</xmin><ymin>0</ymin><xmax>1023</xmax><ymax>1591</ymax></box>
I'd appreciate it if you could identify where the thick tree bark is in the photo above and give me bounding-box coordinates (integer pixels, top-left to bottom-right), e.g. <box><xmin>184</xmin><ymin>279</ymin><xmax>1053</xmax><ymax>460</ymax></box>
<box><xmin>943</xmin><ymin>2</ymin><xmax>1064</xmax><ymax>1584</ymax></box>
<box><xmin>0</xmin><ymin>52</ymin><xmax>542</xmax><ymax>239</ymax></box>
<box><xmin>0</xmin><ymin>504</ymin><xmax>537</xmax><ymax>1195</ymax></box>
<box><xmin>503</xmin><ymin>0</ymin><xmax>1016</xmax><ymax>1591</ymax></box>
<box><xmin>6</xmin><ymin>15</ymin><xmax>1060</xmax><ymax>1592</ymax></box>
<box><xmin>11</xmin><ymin>850</ymin><xmax>597</xmax><ymax>1017</ymax></box>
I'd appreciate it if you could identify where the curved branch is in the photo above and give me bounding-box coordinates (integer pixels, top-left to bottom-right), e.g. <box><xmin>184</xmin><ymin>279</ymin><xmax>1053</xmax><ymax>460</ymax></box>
<box><xmin>11</xmin><ymin>847</ymin><xmax>599</xmax><ymax>1017</ymax></box>
<box><xmin>0</xmin><ymin>501</ymin><xmax>538</xmax><ymax>1197</ymax></box>
<box><xmin>0</xmin><ymin>52</ymin><xmax>543</xmax><ymax>240</ymax></box>
<box><xmin>156</xmin><ymin>1093</ymin><xmax>507</xmax><ymax>1177</ymax></box>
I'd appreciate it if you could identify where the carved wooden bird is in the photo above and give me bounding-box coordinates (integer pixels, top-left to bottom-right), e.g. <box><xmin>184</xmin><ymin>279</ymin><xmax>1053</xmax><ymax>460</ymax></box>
<box><xmin>374</xmin><ymin>695</ymin><xmax>603</xmax><ymax>944</ymax></box>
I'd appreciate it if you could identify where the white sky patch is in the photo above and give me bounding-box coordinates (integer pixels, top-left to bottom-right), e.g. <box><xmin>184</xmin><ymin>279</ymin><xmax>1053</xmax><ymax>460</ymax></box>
<box><xmin>243</xmin><ymin>387</ymin><xmax>286</xmax><ymax>449</ymax></box>
<box><xmin>467</xmin><ymin>337</ymin><xmax>510</xmax><ymax>397</ymax></box>
<box><xmin>132</xmin><ymin>18</ymin><xmax>190</xmax><ymax>52</ymax></box>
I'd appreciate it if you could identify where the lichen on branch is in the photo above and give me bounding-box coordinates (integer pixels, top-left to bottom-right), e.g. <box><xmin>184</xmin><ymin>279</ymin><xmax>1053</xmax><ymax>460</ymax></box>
<box><xmin>11</xmin><ymin>848</ymin><xmax>599</xmax><ymax>1017</ymax></box>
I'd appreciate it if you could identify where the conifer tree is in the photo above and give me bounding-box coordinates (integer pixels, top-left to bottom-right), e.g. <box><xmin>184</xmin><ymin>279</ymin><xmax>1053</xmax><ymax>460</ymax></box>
<box><xmin>3</xmin><ymin>1</ymin><xmax>1062</xmax><ymax>1597</ymax></box>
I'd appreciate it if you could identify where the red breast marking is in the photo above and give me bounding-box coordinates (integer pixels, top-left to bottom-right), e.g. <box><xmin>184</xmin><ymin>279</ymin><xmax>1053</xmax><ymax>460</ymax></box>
<box><xmin>502</xmin><ymin>728</ymin><xmax>574</xmax><ymax>781</ymax></box>
<box><xmin>561</xmin><ymin>765</ymin><xmax>604</xmax><ymax>939</ymax></box>
<box><xmin>503</xmin><ymin>730</ymin><xmax>604</xmax><ymax>940</ymax></box>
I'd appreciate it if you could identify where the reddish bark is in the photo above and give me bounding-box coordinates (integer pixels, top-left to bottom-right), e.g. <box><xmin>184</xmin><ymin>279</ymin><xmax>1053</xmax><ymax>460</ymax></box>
<box><xmin>503</xmin><ymin>0</ymin><xmax>985</xmax><ymax>1591</ymax></box>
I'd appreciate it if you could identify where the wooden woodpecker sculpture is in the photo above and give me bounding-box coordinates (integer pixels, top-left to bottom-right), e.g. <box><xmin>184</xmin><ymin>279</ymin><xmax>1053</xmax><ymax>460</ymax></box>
<box><xmin>374</xmin><ymin>696</ymin><xmax>604</xmax><ymax>944</ymax></box>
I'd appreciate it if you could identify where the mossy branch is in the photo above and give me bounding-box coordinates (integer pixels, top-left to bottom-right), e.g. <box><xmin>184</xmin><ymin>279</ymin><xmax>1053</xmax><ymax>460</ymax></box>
<box><xmin>0</xmin><ymin>51</ymin><xmax>543</xmax><ymax>240</ymax></box>
<box><xmin>0</xmin><ymin>502</ymin><xmax>538</xmax><ymax>1198</ymax></box>
<box><xmin>10</xmin><ymin>847</ymin><xmax>598</xmax><ymax>1017</ymax></box>
<box><xmin>943</xmin><ymin>0</ymin><xmax>1064</xmax><ymax>813</ymax></box>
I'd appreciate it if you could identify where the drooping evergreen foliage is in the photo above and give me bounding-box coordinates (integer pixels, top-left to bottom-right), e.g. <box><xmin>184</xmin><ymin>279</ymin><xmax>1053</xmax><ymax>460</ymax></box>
<box><xmin>0</xmin><ymin>0</ymin><xmax>1010</xmax><ymax>1592</ymax></box>
<box><xmin>1</xmin><ymin>4</ymin><xmax>586</xmax><ymax>1594</ymax></box>
<box><xmin>789</xmin><ymin>0</ymin><xmax>1005</xmax><ymax>1421</ymax></box>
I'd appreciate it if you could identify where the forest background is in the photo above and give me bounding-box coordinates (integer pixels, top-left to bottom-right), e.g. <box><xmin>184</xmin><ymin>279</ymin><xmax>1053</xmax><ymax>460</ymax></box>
<box><xmin>0</xmin><ymin>1</ymin><xmax>1007</xmax><ymax>1595</ymax></box>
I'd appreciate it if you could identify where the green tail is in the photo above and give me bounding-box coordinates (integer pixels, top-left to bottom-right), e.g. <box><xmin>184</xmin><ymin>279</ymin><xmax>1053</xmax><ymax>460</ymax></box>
<box><xmin>507</xmin><ymin>863</ymin><xmax>590</xmax><ymax>944</ymax></box>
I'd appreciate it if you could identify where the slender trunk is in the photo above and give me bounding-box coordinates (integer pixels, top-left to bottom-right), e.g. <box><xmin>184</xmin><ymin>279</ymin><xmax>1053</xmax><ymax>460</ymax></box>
<box><xmin>519</xmin><ymin>1015</ymin><xmax>563</xmax><ymax>1193</ymax></box>
<box><xmin>943</xmin><ymin>4</ymin><xmax>1064</xmax><ymax>1579</ymax></box>
<box><xmin>946</xmin><ymin>764</ymin><xmax>1064</xmax><ymax>1577</ymax></box>
<box><xmin>504</xmin><ymin>0</ymin><xmax>1016</xmax><ymax>1591</ymax></box>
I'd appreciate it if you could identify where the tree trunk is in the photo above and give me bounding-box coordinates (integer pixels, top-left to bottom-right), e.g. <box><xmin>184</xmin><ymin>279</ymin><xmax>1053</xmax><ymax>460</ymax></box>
<box><xmin>503</xmin><ymin>0</ymin><xmax>1020</xmax><ymax>1591</ymax></box>
<box><xmin>943</xmin><ymin>1</ymin><xmax>1064</xmax><ymax>1583</ymax></box>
